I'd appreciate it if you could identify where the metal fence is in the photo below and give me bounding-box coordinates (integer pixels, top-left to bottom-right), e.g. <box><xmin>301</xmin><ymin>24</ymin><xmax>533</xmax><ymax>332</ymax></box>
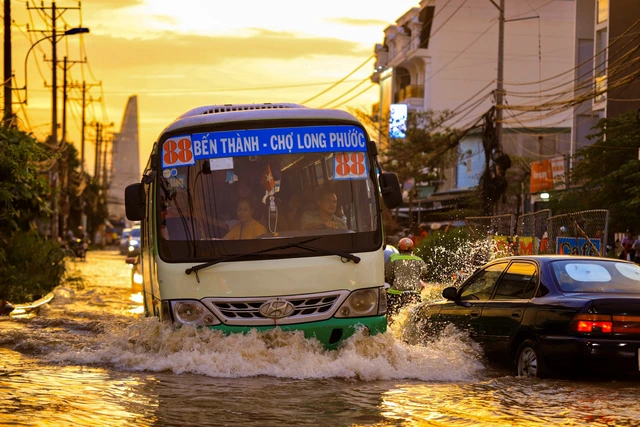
<box><xmin>463</xmin><ymin>210</ymin><xmax>609</xmax><ymax>259</ymax></box>
<box><xmin>465</xmin><ymin>214</ymin><xmax>515</xmax><ymax>241</ymax></box>
<box><xmin>515</xmin><ymin>209</ymin><xmax>550</xmax><ymax>255</ymax></box>
<box><xmin>546</xmin><ymin>210</ymin><xmax>609</xmax><ymax>256</ymax></box>
<box><xmin>466</xmin><ymin>214</ymin><xmax>516</xmax><ymax>259</ymax></box>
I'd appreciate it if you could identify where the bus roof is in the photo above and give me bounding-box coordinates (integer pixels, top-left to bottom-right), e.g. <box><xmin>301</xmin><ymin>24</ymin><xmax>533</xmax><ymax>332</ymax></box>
<box><xmin>160</xmin><ymin>103</ymin><xmax>363</xmax><ymax>135</ymax></box>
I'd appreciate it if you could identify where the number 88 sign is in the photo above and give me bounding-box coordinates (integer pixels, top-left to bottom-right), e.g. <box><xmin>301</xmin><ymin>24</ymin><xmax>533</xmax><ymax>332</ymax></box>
<box><xmin>162</xmin><ymin>135</ymin><xmax>195</xmax><ymax>168</ymax></box>
<box><xmin>334</xmin><ymin>152</ymin><xmax>368</xmax><ymax>180</ymax></box>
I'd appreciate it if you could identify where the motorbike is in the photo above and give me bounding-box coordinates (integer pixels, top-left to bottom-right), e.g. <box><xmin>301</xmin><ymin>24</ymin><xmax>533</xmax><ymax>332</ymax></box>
<box><xmin>65</xmin><ymin>238</ymin><xmax>87</xmax><ymax>261</ymax></box>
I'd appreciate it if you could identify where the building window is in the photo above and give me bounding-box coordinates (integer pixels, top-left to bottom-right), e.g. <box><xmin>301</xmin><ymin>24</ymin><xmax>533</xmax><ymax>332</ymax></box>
<box><xmin>595</xmin><ymin>28</ymin><xmax>607</xmax><ymax>102</ymax></box>
<box><xmin>597</xmin><ymin>0</ymin><xmax>608</xmax><ymax>24</ymax></box>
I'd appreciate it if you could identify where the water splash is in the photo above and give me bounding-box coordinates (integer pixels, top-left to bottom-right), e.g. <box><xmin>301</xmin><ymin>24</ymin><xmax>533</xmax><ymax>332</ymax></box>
<box><xmin>43</xmin><ymin>316</ymin><xmax>485</xmax><ymax>382</ymax></box>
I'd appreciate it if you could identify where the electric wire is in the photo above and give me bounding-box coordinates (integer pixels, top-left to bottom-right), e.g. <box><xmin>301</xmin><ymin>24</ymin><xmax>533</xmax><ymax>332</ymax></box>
<box><xmin>303</xmin><ymin>0</ymin><xmax>458</xmax><ymax>107</ymax></box>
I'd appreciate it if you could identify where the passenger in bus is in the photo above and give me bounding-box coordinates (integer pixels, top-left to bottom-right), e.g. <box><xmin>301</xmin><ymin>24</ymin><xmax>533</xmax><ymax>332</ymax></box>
<box><xmin>278</xmin><ymin>194</ymin><xmax>302</xmax><ymax>232</ymax></box>
<box><xmin>300</xmin><ymin>189</ymin><xmax>348</xmax><ymax>230</ymax></box>
<box><xmin>223</xmin><ymin>199</ymin><xmax>267</xmax><ymax>240</ymax></box>
<box><xmin>228</xmin><ymin>180</ymin><xmax>266</xmax><ymax>228</ymax></box>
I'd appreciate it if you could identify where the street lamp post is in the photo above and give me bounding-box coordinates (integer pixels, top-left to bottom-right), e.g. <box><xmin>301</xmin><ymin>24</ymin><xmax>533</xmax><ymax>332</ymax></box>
<box><xmin>17</xmin><ymin>27</ymin><xmax>89</xmax><ymax>106</ymax></box>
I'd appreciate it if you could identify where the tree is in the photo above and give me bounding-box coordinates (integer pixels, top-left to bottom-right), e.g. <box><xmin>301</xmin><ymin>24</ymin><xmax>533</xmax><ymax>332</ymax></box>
<box><xmin>0</xmin><ymin>127</ymin><xmax>52</xmax><ymax>232</ymax></box>
<box><xmin>366</xmin><ymin>110</ymin><xmax>461</xmax><ymax>190</ymax></box>
<box><xmin>553</xmin><ymin>112</ymin><xmax>640</xmax><ymax>233</ymax></box>
<box><xmin>0</xmin><ymin>127</ymin><xmax>69</xmax><ymax>303</ymax></box>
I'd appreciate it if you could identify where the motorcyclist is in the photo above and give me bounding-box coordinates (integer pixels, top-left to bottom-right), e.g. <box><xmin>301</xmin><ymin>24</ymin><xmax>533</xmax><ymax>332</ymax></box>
<box><xmin>384</xmin><ymin>237</ymin><xmax>427</xmax><ymax>322</ymax></box>
<box><xmin>65</xmin><ymin>226</ymin><xmax>87</xmax><ymax>260</ymax></box>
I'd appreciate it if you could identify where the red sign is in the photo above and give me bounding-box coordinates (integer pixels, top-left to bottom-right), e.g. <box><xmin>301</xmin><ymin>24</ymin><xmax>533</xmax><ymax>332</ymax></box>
<box><xmin>530</xmin><ymin>160</ymin><xmax>554</xmax><ymax>193</ymax></box>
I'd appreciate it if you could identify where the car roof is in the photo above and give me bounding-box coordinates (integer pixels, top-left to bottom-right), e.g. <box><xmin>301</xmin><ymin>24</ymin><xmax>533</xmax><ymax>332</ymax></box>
<box><xmin>490</xmin><ymin>255</ymin><xmax>622</xmax><ymax>262</ymax></box>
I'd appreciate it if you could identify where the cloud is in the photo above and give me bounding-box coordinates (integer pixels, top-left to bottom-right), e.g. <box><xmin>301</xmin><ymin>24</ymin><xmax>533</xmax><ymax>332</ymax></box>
<box><xmin>83</xmin><ymin>30</ymin><xmax>369</xmax><ymax>69</ymax></box>
<box><xmin>82</xmin><ymin>0</ymin><xmax>144</xmax><ymax>9</ymax></box>
<box><xmin>325</xmin><ymin>17</ymin><xmax>391</xmax><ymax>27</ymax></box>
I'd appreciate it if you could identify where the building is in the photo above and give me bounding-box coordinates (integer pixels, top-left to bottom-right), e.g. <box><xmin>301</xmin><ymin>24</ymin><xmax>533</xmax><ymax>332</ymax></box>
<box><xmin>371</xmin><ymin>0</ymin><xmax>576</xmax><ymax>220</ymax></box>
<box><xmin>107</xmin><ymin>95</ymin><xmax>140</xmax><ymax>225</ymax></box>
<box><xmin>572</xmin><ymin>0</ymin><xmax>640</xmax><ymax>154</ymax></box>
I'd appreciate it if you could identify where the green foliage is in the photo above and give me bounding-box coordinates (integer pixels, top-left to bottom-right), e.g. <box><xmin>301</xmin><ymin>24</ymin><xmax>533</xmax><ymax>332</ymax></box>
<box><xmin>0</xmin><ymin>127</ymin><xmax>52</xmax><ymax>232</ymax></box>
<box><xmin>0</xmin><ymin>230</ymin><xmax>67</xmax><ymax>303</ymax></box>
<box><xmin>352</xmin><ymin>109</ymin><xmax>462</xmax><ymax>190</ymax></box>
<box><xmin>554</xmin><ymin>112</ymin><xmax>640</xmax><ymax>233</ymax></box>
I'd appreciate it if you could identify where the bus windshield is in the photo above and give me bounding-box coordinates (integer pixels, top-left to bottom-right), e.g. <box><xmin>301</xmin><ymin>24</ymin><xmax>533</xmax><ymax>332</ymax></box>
<box><xmin>156</xmin><ymin>125</ymin><xmax>381</xmax><ymax>261</ymax></box>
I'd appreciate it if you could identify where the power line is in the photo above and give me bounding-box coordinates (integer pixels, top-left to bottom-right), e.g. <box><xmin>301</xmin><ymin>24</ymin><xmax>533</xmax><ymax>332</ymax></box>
<box><xmin>304</xmin><ymin>0</ymin><xmax>458</xmax><ymax>107</ymax></box>
<box><xmin>300</xmin><ymin>55</ymin><xmax>374</xmax><ymax>104</ymax></box>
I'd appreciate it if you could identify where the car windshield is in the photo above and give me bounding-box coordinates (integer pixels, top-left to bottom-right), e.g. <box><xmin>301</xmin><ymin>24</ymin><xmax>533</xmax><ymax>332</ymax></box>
<box><xmin>131</xmin><ymin>228</ymin><xmax>141</xmax><ymax>238</ymax></box>
<box><xmin>156</xmin><ymin>125</ymin><xmax>381</xmax><ymax>261</ymax></box>
<box><xmin>551</xmin><ymin>260</ymin><xmax>640</xmax><ymax>293</ymax></box>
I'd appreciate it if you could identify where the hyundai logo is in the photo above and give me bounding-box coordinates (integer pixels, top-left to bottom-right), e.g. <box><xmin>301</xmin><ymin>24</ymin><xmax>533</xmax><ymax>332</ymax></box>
<box><xmin>259</xmin><ymin>299</ymin><xmax>295</xmax><ymax>319</ymax></box>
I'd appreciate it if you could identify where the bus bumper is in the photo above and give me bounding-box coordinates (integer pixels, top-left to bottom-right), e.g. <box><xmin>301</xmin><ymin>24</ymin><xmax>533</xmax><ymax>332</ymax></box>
<box><xmin>206</xmin><ymin>316</ymin><xmax>387</xmax><ymax>350</ymax></box>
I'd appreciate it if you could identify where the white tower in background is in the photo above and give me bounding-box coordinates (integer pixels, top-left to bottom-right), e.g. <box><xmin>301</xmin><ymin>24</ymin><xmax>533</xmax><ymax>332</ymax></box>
<box><xmin>108</xmin><ymin>95</ymin><xmax>140</xmax><ymax>223</ymax></box>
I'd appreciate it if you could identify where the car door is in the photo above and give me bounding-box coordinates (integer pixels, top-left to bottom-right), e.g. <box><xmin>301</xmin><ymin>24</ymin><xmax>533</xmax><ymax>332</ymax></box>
<box><xmin>436</xmin><ymin>261</ymin><xmax>509</xmax><ymax>339</ymax></box>
<box><xmin>479</xmin><ymin>261</ymin><xmax>538</xmax><ymax>358</ymax></box>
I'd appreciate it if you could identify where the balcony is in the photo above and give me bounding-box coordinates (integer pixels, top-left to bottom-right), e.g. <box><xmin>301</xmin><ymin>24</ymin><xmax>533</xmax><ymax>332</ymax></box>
<box><xmin>395</xmin><ymin>85</ymin><xmax>425</xmax><ymax>104</ymax></box>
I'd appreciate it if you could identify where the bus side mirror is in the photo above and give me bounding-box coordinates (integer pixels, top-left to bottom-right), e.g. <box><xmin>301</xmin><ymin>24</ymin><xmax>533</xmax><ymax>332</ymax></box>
<box><xmin>125</xmin><ymin>183</ymin><xmax>146</xmax><ymax>221</ymax></box>
<box><xmin>379</xmin><ymin>172</ymin><xmax>402</xmax><ymax>209</ymax></box>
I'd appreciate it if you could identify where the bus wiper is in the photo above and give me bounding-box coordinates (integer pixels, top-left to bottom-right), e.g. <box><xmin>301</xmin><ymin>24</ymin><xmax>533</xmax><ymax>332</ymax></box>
<box><xmin>185</xmin><ymin>237</ymin><xmax>322</xmax><ymax>281</ymax></box>
<box><xmin>288</xmin><ymin>243</ymin><xmax>361</xmax><ymax>265</ymax></box>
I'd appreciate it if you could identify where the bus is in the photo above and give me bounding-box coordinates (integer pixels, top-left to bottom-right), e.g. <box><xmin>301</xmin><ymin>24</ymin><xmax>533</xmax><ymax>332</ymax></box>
<box><xmin>125</xmin><ymin>103</ymin><xmax>402</xmax><ymax>349</ymax></box>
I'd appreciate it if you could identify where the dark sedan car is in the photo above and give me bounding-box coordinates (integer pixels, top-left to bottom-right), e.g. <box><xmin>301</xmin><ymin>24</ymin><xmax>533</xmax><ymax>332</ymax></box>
<box><xmin>411</xmin><ymin>255</ymin><xmax>640</xmax><ymax>378</ymax></box>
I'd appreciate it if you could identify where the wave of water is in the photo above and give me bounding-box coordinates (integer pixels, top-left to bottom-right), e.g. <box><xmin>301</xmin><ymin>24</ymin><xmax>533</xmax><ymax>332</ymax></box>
<box><xmin>0</xmin><ymin>284</ymin><xmax>485</xmax><ymax>382</ymax></box>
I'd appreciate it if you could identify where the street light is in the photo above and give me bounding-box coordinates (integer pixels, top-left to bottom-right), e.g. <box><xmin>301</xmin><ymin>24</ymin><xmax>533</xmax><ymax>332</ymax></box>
<box><xmin>17</xmin><ymin>27</ymin><xmax>89</xmax><ymax>105</ymax></box>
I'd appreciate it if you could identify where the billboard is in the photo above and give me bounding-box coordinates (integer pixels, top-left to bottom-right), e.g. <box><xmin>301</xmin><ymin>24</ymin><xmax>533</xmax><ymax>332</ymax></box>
<box><xmin>530</xmin><ymin>156</ymin><xmax>566</xmax><ymax>193</ymax></box>
<box><xmin>389</xmin><ymin>103</ymin><xmax>408</xmax><ymax>138</ymax></box>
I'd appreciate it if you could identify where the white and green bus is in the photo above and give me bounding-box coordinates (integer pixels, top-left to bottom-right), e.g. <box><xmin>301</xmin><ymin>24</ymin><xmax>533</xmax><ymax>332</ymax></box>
<box><xmin>125</xmin><ymin>103</ymin><xmax>402</xmax><ymax>349</ymax></box>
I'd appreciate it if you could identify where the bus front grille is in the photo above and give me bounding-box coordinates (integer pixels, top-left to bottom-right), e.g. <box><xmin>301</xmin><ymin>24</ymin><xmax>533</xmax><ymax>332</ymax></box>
<box><xmin>201</xmin><ymin>290</ymin><xmax>350</xmax><ymax>326</ymax></box>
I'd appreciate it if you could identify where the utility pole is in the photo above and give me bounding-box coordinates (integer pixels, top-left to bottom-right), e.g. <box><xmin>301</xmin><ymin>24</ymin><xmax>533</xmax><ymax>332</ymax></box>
<box><xmin>94</xmin><ymin>121</ymin><xmax>101</xmax><ymax>181</ymax></box>
<box><xmin>496</xmin><ymin>0</ymin><xmax>505</xmax><ymax>148</ymax></box>
<box><xmin>27</xmin><ymin>1</ymin><xmax>82</xmax><ymax>239</ymax></box>
<box><xmin>3</xmin><ymin>0</ymin><xmax>12</xmax><ymax>126</ymax></box>
<box><xmin>489</xmin><ymin>0</ymin><xmax>539</xmax><ymax>148</ymax></box>
<box><xmin>489</xmin><ymin>0</ymin><xmax>505</xmax><ymax>147</ymax></box>
<box><xmin>68</xmin><ymin>80</ymin><xmax>100</xmax><ymax>173</ymax></box>
<box><xmin>62</xmin><ymin>56</ymin><xmax>67</xmax><ymax>144</ymax></box>
<box><xmin>82</xmin><ymin>82</ymin><xmax>86</xmax><ymax>171</ymax></box>
<box><xmin>60</xmin><ymin>57</ymin><xmax>86</xmax><ymax>146</ymax></box>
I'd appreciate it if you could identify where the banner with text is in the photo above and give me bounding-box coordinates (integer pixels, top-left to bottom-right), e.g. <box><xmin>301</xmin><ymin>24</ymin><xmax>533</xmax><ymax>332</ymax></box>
<box><xmin>161</xmin><ymin>125</ymin><xmax>367</xmax><ymax>169</ymax></box>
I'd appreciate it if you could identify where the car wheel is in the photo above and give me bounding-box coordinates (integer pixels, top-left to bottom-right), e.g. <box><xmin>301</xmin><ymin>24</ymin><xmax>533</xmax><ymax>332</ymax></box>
<box><xmin>516</xmin><ymin>339</ymin><xmax>549</xmax><ymax>378</ymax></box>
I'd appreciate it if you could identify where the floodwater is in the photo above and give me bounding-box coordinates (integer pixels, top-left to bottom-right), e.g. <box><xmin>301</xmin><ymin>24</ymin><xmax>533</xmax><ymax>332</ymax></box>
<box><xmin>1</xmin><ymin>251</ymin><xmax>640</xmax><ymax>426</ymax></box>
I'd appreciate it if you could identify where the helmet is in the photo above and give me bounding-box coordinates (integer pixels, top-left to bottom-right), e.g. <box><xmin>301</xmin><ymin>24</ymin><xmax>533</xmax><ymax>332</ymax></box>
<box><xmin>398</xmin><ymin>237</ymin><xmax>414</xmax><ymax>252</ymax></box>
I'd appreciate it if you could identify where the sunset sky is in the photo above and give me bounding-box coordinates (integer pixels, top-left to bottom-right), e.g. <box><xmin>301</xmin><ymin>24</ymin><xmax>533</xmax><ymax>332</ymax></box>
<box><xmin>7</xmin><ymin>0</ymin><xmax>420</xmax><ymax>173</ymax></box>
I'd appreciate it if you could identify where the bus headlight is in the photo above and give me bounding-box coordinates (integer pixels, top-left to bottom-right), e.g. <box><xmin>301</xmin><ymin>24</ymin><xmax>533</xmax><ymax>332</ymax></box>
<box><xmin>335</xmin><ymin>288</ymin><xmax>381</xmax><ymax>318</ymax></box>
<box><xmin>133</xmin><ymin>272</ymin><xmax>143</xmax><ymax>285</ymax></box>
<box><xmin>170</xmin><ymin>300</ymin><xmax>220</xmax><ymax>326</ymax></box>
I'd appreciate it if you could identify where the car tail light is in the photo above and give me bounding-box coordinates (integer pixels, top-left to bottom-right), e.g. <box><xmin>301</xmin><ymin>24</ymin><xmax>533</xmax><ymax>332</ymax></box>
<box><xmin>570</xmin><ymin>314</ymin><xmax>612</xmax><ymax>333</ymax></box>
<box><xmin>613</xmin><ymin>315</ymin><xmax>640</xmax><ymax>334</ymax></box>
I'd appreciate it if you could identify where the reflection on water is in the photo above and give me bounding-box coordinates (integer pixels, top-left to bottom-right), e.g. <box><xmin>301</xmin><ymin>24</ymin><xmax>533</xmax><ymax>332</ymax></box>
<box><xmin>1</xmin><ymin>250</ymin><xmax>640</xmax><ymax>426</ymax></box>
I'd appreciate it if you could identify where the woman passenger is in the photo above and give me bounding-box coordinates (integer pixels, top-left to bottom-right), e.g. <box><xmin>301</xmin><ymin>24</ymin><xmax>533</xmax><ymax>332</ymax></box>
<box><xmin>223</xmin><ymin>199</ymin><xmax>267</xmax><ymax>240</ymax></box>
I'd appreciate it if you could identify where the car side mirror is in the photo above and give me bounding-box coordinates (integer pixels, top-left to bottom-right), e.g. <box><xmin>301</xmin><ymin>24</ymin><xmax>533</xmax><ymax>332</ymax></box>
<box><xmin>125</xmin><ymin>257</ymin><xmax>138</xmax><ymax>265</ymax></box>
<box><xmin>125</xmin><ymin>183</ymin><xmax>146</xmax><ymax>221</ymax></box>
<box><xmin>379</xmin><ymin>172</ymin><xmax>402</xmax><ymax>209</ymax></box>
<box><xmin>442</xmin><ymin>287</ymin><xmax>458</xmax><ymax>300</ymax></box>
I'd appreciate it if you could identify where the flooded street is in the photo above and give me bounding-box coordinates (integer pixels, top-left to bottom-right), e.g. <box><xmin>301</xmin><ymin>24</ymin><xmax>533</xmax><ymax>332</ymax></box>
<box><xmin>1</xmin><ymin>250</ymin><xmax>640</xmax><ymax>426</ymax></box>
